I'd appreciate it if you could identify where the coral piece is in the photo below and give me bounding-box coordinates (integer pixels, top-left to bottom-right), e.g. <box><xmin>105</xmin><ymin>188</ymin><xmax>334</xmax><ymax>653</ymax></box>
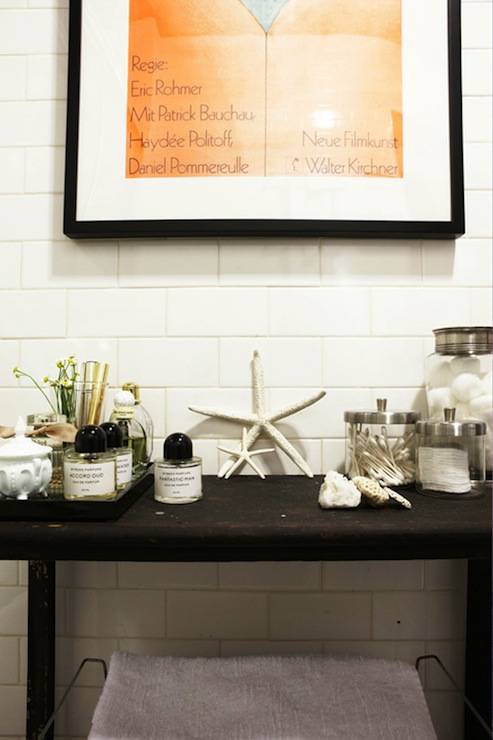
<box><xmin>218</xmin><ymin>427</ymin><xmax>275</xmax><ymax>479</ymax></box>
<box><xmin>352</xmin><ymin>476</ymin><xmax>389</xmax><ymax>507</ymax></box>
<box><xmin>190</xmin><ymin>351</ymin><xmax>326</xmax><ymax>478</ymax></box>
<box><xmin>383</xmin><ymin>487</ymin><xmax>412</xmax><ymax>509</ymax></box>
<box><xmin>319</xmin><ymin>471</ymin><xmax>361</xmax><ymax>509</ymax></box>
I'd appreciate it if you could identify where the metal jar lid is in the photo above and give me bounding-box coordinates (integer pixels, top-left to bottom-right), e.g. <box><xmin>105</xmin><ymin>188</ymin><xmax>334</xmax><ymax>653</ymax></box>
<box><xmin>433</xmin><ymin>326</ymin><xmax>493</xmax><ymax>355</ymax></box>
<box><xmin>416</xmin><ymin>408</ymin><xmax>487</xmax><ymax>437</ymax></box>
<box><xmin>344</xmin><ymin>398</ymin><xmax>420</xmax><ymax>425</ymax></box>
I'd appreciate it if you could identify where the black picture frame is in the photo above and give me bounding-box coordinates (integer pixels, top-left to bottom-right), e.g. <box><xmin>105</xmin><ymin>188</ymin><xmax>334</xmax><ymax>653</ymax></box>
<box><xmin>64</xmin><ymin>0</ymin><xmax>465</xmax><ymax>240</ymax></box>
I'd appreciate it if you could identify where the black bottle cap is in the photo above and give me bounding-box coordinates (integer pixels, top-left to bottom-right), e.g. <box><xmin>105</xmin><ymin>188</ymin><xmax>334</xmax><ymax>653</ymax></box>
<box><xmin>75</xmin><ymin>425</ymin><xmax>108</xmax><ymax>454</ymax></box>
<box><xmin>100</xmin><ymin>422</ymin><xmax>123</xmax><ymax>449</ymax></box>
<box><xmin>163</xmin><ymin>432</ymin><xmax>193</xmax><ymax>461</ymax></box>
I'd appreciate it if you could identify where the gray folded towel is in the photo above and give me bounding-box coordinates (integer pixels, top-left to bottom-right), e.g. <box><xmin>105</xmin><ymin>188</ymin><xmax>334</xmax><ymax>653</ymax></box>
<box><xmin>89</xmin><ymin>652</ymin><xmax>437</xmax><ymax>740</ymax></box>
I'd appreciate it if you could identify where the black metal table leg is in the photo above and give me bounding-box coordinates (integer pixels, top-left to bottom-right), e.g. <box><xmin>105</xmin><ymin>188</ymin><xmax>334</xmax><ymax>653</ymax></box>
<box><xmin>465</xmin><ymin>558</ymin><xmax>492</xmax><ymax>740</ymax></box>
<box><xmin>26</xmin><ymin>561</ymin><xmax>56</xmax><ymax>740</ymax></box>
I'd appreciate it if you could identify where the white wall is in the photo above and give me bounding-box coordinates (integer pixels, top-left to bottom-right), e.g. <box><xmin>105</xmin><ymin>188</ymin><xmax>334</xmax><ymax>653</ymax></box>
<box><xmin>0</xmin><ymin>1</ymin><xmax>491</xmax><ymax>738</ymax></box>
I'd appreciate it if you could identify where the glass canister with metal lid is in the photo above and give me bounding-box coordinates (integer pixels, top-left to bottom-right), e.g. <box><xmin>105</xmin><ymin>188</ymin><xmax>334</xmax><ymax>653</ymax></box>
<box><xmin>425</xmin><ymin>326</ymin><xmax>492</xmax><ymax>475</ymax></box>
<box><xmin>416</xmin><ymin>408</ymin><xmax>486</xmax><ymax>496</ymax></box>
<box><xmin>344</xmin><ymin>399</ymin><xmax>420</xmax><ymax>487</ymax></box>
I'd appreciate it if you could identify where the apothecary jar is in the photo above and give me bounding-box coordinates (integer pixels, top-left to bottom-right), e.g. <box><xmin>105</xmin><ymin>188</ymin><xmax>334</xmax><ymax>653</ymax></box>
<box><xmin>425</xmin><ymin>327</ymin><xmax>492</xmax><ymax>476</ymax></box>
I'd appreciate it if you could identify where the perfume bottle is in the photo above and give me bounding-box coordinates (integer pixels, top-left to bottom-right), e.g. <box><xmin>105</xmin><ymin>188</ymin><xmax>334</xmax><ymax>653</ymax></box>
<box><xmin>63</xmin><ymin>425</ymin><xmax>117</xmax><ymax>500</ymax></box>
<box><xmin>154</xmin><ymin>433</ymin><xmax>202</xmax><ymax>504</ymax></box>
<box><xmin>110</xmin><ymin>386</ymin><xmax>152</xmax><ymax>472</ymax></box>
<box><xmin>100</xmin><ymin>421</ymin><xmax>133</xmax><ymax>490</ymax></box>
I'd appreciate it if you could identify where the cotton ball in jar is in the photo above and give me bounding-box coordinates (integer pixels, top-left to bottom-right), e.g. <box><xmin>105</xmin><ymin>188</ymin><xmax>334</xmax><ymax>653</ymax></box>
<box><xmin>428</xmin><ymin>359</ymin><xmax>453</xmax><ymax>389</ymax></box>
<box><xmin>451</xmin><ymin>356</ymin><xmax>481</xmax><ymax>377</ymax></box>
<box><xmin>481</xmin><ymin>372</ymin><xmax>492</xmax><ymax>396</ymax></box>
<box><xmin>454</xmin><ymin>402</ymin><xmax>471</xmax><ymax>419</ymax></box>
<box><xmin>427</xmin><ymin>387</ymin><xmax>452</xmax><ymax>417</ymax></box>
<box><xmin>469</xmin><ymin>394</ymin><xmax>493</xmax><ymax>427</ymax></box>
<box><xmin>451</xmin><ymin>373</ymin><xmax>483</xmax><ymax>403</ymax></box>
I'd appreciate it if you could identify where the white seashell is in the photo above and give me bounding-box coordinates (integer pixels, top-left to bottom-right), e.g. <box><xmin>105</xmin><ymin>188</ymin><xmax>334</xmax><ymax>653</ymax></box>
<box><xmin>318</xmin><ymin>471</ymin><xmax>361</xmax><ymax>509</ymax></box>
<box><xmin>451</xmin><ymin>373</ymin><xmax>483</xmax><ymax>403</ymax></box>
<box><xmin>352</xmin><ymin>476</ymin><xmax>389</xmax><ymax>507</ymax></box>
<box><xmin>427</xmin><ymin>387</ymin><xmax>453</xmax><ymax>418</ymax></box>
<box><xmin>384</xmin><ymin>487</ymin><xmax>412</xmax><ymax>509</ymax></box>
<box><xmin>451</xmin><ymin>356</ymin><xmax>481</xmax><ymax>377</ymax></box>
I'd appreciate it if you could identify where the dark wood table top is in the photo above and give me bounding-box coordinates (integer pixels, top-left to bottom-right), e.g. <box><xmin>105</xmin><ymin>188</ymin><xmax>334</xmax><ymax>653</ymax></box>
<box><xmin>0</xmin><ymin>476</ymin><xmax>490</xmax><ymax>561</ymax></box>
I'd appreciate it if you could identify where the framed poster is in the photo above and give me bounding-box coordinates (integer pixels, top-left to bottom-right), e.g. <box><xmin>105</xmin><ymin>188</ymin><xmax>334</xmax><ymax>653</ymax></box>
<box><xmin>64</xmin><ymin>0</ymin><xmax>464</xmax><ymax>239</ymax></box>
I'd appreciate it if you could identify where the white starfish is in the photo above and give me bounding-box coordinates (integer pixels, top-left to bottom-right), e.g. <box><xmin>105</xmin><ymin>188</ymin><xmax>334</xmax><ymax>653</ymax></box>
<box><xmin>189</xmin><ymin>351</ymin><xmax>326</xmax><ymax>478</ymax></box>
<box><xmin>218</xmin><ymin>427</ymin><xmax>275</xmax><ymax>479</ymax></box>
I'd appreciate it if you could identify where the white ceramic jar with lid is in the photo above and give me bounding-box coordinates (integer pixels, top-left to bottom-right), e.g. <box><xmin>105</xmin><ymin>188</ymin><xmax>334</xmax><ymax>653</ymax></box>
<box><xmin>416</xmin><ymin>408</ymin><xmax>486</xmax><ymax>496</ymax></box>
<box><xmin>0</xmin><ymin>417</ymin><xmax>53</xmax><ymax>499</ymax></box>
<box><xmin>344</xmin><ymin>399</ymin><xmax>419</xmax><ymax>487</ymax></box>
<box><xmin>425</xmin><ymin>327</ymin><xmax>492</xmax><ymax>476</ymax></box>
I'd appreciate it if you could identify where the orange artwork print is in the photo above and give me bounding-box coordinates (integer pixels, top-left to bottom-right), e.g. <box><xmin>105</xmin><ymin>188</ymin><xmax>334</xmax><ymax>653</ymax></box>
<box><xmin>126</xmin><ymin>0</ymin><xmax>403</xmax><ymax>179</ymax></box>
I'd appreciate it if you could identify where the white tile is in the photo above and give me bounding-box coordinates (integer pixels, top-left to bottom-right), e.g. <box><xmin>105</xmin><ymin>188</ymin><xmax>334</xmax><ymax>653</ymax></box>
<box><xmin>19</xmin><ymin>338</ymin><xmax>118</xmax><ymax>386</ymax></box>
<box><xmin>462</xmin><ymin>50</ymin><xmax>493</xmax><ymax>95</ymax></box>
<box><xmin>269</xmin><ymin>388</ymin><xmax>372</xmax><ymax>438</ymax></box>
<box><xmin>323</xmin><ymin>561</ymin><xmax>424</xmax><ymax>591</ymax></box>
<box><xmin>168</xmin><ymin>288</ymin><xmax>268</xmax><ymax>336</ymax></box>
<box><xmin>167</xmin><ymin>592</ymin><xmax>268</xmax><ymax>639</ymax></box>
<box><xmin>118</xmin><ymin>339</ymin><xmax>218</xmax><ymax>387</ymax></box>
<box><xmin>321</xmin><ymin>240</ymin><xmax>422</xmax><ymax>285</ymax></box>
<box><xmin>221</xmin><ymin>640</ymin><xmax>323</xmax><ymax>657</ymax></box>
<box><xmin>423</xmin><ymin>238</ymin><xmax>493</xmax><ymax>286</ymax></box>
<box><xmin>323</xmin><ymin>640</ymin><xmax>425</xmax><ymax>668</ymax></box>
<box><xmin>465</xmin><ymin>191</ymin><xmax>493</xmax><ymax>237</ymax></box>
<box><xmin>0</xmin><ymin>387</ymin><xmax>51</xmax><ymax>425</ymax></box>
<box><xmin>462</xmin><ymin>3</ymin><xmax>493</xmax><ymax>48</ymax></box>
<box><xmin>27</xmin><ymin>53</ymin><xmax>67</xmax><ymax>99</ymax></box>
<box><xmin>118</xmin><ymin>563</ymin><xmax>218</xmax><ymax>589</ymax></box>
<box><xmin>61</xmin><ymin>686</ymin><xmax>101</xmax><ymax>738</ymax></box>
<box><xmin>464</xmin><ymin>142</ymin><xmax>493</xmax><ymax>188</ymax></box>
<box><xmin>219</xmin><ymin>338</ymin><xmax>322</xmax><ymax>387</ymax></box>
<box><xmin>190</xmin><ymin>438</ymin><xmax>219</xmax><ymax>474</ymax></box>
<box><xmin>55</xmin><ymin>637</ymin><xmax>117</xmax><ymax>686</ymax></box>
<box><xmin>373</xmin><ymin>592</ymin><xmax>427</xmax><ymax>640</ymax></box>
<box><xmin>29</xmin><ymin>0</ymin><xmax>69</xmax><ymax>5</ymax></box>
<box><xmin>57</xmin><ymin>562</ymin><xmax>117</xmax><ymax>588</ymax></box>
<box><xmin>369</xmin><ymin>387</ymin><xmax>427</xmax><ymax>416</ymax></box>
<box><xmin>25</xmin><ymin>147</ymin><xmax>65</xmax><ymax>193</ymax></box>
<box><xmin>0</xmin><ymin>194</ymin><xmax>63</xmax><ymax>240</ymax></box>
<box><xmin>426</xmin><ymin>591</ymin><xmax>466</xmax><ymax>640</ymax></box>
<box><xmin>424</xmin><ymin>640</ymin><xmax>465</xmax><ymax>691</ymax></box>
<box><xmin>0</xmin><ymin>637</ymin><xmax>18</xmax><ymax>683</ymax></box>
<box><xmin>321</xmin><ymin>439</ymin><xmax>345</xmax><ymax>473</ymax></box>
<box><xmin>0</xmin><ymin>101</ymin><xmax>65</xmax><ymax>146</ymax></box>
<box><xmin>270</xmin><ymin>593</ymin><xmax>371</xmax><ymax>639</ymax></box>
<box><xmin>22</xmin><ymin>241</ymin><xmax>118</xmax><ymax>288</ymax></box>
<box><xmin>424</xmin><ymin>560</ymin><xmax>467</xmax><ymax>591</ymax></box>
<box><xmin>167</xmin><ymin>388</ymin><xmax>253</xmax><ymax>438</ymax></box>
<box><xmin>134</xmin><ymin>388</ymin><xmax>165</xmax><ymax>437</ymax></box>
<box><xmin>218</xmin><ymin>436</ymin><xmax>321</xmax><ymax>475</ymax></box>
<box><xmin>66</xmin><ymin>589</ymin><xmax>165</xmax><ymax>638</ymax></box>
<box><xmin>118</xmin><ymin>638</ymin><xmax>219</xmax><ymax>658</ymax></box>
<box><xmin>0</xmin><ymin>9</ymin><xmax>68</xmax><ymax>53</ymax></box>
<box><xmin>68</xmin><ymin>289</ymin><xmax>165</xmax><ymax>337</ymax></box>
<box><xmin>463</xmin><ymin>96</ymin><xmax>492</xmax><ymax>142</ymax></box>
<box><xmin>219</xmin><ymin>562</ymin><xmax>321</xmax><ymax>591</ymax></box>
<box><xmin>371</xmin><ymin>288</ymin><xmax>471</xmax><ymax>336</ymax></box>
<box><xmin>0</xmin><ymin>587</ymin><xmax>27</xmax><ymax>635</ymax></box>
<box><xmin>0</xmin><ymin>290</ymin><xmax>65</xmax><ymax>338</ymax></box>
<box><xmin>323</xmin><ymin>338</ymin><xmax>424</xmax><ymax>386</ymax></box>
<box><xmin>0</xmin><ymin>340</ymin><xmax>19</xmax><ymax>387</ymax></box>
<box><xmin>0</xmin><ymin>561</ymin><xmax>18</xmax><ymax>586</ymax></box>
<box><xmin>0</xmin><ymin>57</ymin><xmax>26</xmax><ymax>100</ymax></box>
<box><xmin>0</xmin><ymin>243</ymin><xmax>21</xmax><ymax>287</ymax></box>
<box><xmin>0</xmin><ymin>149</ymin><xmax>24</xmax><ymax>193</ymax></box>
<box><xmin>471</xmin><ymin>287</ymin><xmax>493</xmax><ymax>323</ymax></box>
<box><xmin>426</xmin><ymin>691</ymin><xmax>463</xmax><ymax>740</ymax></box>
<box><xmin>0</xmin><ymin>687</ymin><xmax>26</xmax><ymax>735</ymax></box>
<box><xmin>220</xmin><ymin>239</ymin><xmax>320</xmax><ymax>285</ymax></box>
<box><xmin>119</xmin><ymin>239</ymin><xmax>218</xmax><ymax>287</ymax></box>
<box><xmin>270</xmin><ymin>288</ymin><xmax>370</xmax><ymax>336</ymax></box>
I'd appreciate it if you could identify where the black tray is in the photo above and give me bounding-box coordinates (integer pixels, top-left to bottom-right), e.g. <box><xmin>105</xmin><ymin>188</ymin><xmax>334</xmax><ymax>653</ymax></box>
<box><xmin>0</xmin><ymin>471</ymin><xmax>154</xmax><ymax>522</ymax></box>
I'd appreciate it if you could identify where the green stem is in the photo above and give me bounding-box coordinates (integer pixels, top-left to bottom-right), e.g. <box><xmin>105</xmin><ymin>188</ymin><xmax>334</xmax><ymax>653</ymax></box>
<box><xmin>16</xmin><ymin>372</ymin><xmax>57</xmax><ymax>415</ymax></box>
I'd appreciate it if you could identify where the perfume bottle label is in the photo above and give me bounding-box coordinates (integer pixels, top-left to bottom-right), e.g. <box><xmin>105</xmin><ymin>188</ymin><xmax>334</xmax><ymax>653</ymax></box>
<box><xmin>64</xmin><ymin>460</ymin><xmax>115</xmax><ymax>497</ymax></box>
<box><xmin>155</xmin><ymin>467</ymin><xmax>202</xmax><ymax>502</ymax></box>
<box><xmin>117</xmin><ymin>451</ymin><xmax>133</xmax><ymax>487</ymax></box>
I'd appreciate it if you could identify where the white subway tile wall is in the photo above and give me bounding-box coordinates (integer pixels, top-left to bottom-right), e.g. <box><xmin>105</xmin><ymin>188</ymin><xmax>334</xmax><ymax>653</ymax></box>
<box><xmin>0</xmin><ymin>2</ymin><xmax>491</xmax><ymax>738</ymax></box>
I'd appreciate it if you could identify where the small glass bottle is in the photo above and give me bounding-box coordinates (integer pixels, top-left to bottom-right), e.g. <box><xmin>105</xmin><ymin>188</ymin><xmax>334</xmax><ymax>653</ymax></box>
<box><xmin>27</xmin><ymin>412</ymin><xmax>66</xmax><ymax>497</ymax></box>
<box><xmin>63</xmin><ymin>425</ymin><xmax>117</xmax><ymax>501</ymax></box>
<box><xmin>110</xmin><ymin>387</ymin><xmax>152</xmax><ymax>472</ymax></box>
<box><xmin>154</xmin><ymin>433</ymin><xmax>202</xmax><ymax>504</ymax></box>
<box><xmin>416</xmin><ymin>408</ymin><xmax>486</xmax><ymax>496</ymax></box>
<box><xmin>100</xmin><ymin>422</ymin><xmax>133</xmax><ymax>490</ymax></box>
